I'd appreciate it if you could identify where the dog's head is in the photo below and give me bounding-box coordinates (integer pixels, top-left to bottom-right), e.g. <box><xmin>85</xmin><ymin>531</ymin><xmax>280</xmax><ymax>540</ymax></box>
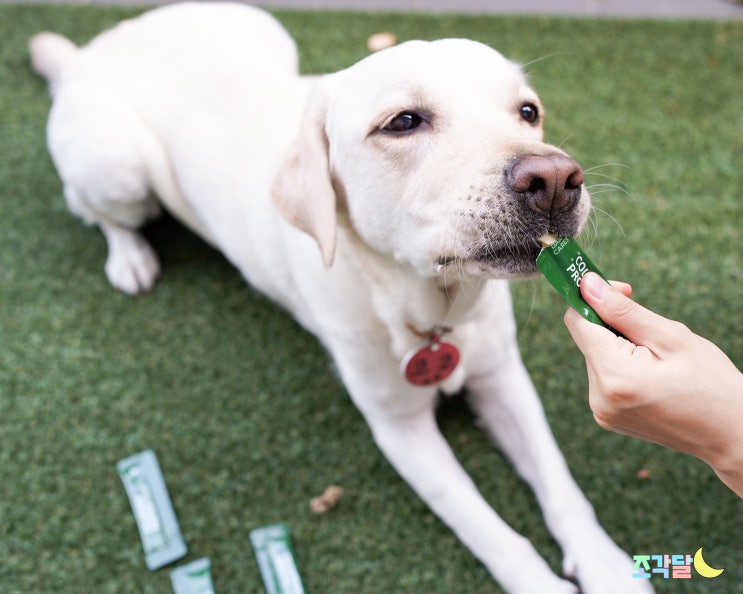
<box><xmin>273</xmin><ymin>39</ymin><xmax>591</xmax><ymax>278</ymax></box>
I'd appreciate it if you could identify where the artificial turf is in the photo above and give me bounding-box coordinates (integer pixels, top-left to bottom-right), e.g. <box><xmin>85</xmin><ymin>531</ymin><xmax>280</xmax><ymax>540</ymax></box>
<box><xmin>1</xmin><ymin>4</ymin><xmax>741</xmax><ymax>593</ymax></box>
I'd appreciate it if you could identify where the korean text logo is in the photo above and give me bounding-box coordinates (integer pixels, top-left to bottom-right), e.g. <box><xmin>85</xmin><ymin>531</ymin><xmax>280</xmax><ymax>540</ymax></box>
<box><xmin>633</xmin><ymin>547</ymin><xmax>724</xmax><ymax>580</ymax></box>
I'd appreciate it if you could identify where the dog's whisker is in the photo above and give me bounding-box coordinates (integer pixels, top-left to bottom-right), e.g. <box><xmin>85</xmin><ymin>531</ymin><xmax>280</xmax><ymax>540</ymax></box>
<box><xmin>583</xmin><ymin>162</ymin><xmax>629</xmax><ymax>173</ymax></box>
<box><xmin>584</xmin><ymin>172</ymin><xmax>629</xmax><ymax>188</ymax></box>
<box><xmin>555</xmin><ymin>135</ymin><xmax>574</xmax><ymax>151</ymax></box>
<box><xmin>586</xmin><ymin>182</ymin><xmax>630</xmax><ymax>197</ymax></box>
<box><xmin>520</xmin><ymin>51</ymin><xmax>572</xmax><ymax>71</ymax></box>
<box><xmin>587</xmin><ymin>188</ymin><xmax>630</xmax><ymax>199</ymax></box>
<box><xmin>590</xmin><ymin>206</ymin><xmax>626</xmax><ymax>237</ymax></box>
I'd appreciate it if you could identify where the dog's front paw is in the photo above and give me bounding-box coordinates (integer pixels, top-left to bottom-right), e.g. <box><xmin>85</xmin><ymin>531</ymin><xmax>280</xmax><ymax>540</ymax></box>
<box><xmin>563</xmin><ymin>534</ymin><xmax>655</xmax><ymax>594</ymax></box>
<box><xmin>104</xmin><ymin>232</ymin><xmax>160</xmax><ymax>294</ymax></box>
<box><xmin>485</xmin><ymin>543</ymin><xmax>580</xmax><ymax>594</ymax></box>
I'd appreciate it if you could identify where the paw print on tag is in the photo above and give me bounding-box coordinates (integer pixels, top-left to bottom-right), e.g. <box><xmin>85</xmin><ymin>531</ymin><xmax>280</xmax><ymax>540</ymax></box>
<box><xmin>402</xmin><ymin>340</ymin><xmax>460</xmax><ymax>386</ymax></box>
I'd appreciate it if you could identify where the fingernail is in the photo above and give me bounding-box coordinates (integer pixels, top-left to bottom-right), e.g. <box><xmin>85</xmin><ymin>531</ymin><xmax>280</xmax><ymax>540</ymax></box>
<box><xmin>581</xmin><ymin>271</ymin><xmax>607</xmax><ymax>301</ymax></box>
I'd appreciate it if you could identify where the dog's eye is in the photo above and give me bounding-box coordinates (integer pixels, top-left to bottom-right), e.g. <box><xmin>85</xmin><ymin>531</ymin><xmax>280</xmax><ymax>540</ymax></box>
<box><xmin>519</xmin><ymin>103</ymin><xmax>540</xmax><ymax>124</ymax></box>
<box><xmin>383</xmin><ymin>112</ymin><xmax>424</xmax><ymax>134</ymax></box>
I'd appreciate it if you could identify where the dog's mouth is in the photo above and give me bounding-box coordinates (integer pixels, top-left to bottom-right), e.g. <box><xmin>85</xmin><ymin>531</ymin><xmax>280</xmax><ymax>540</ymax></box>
<box><xmin>433</xmin><ymin>189</ymin><xmax>588</xmax><ymax>279</ymax></box>
<box><xmin>436</xmin><ymin>233</ymin><xmax>566</xmax><ymax>278</ymax></box>
<box><xmin>474</xmin><ymin>242</ymin><xmax>543</xmax><ymax>267</ymax></box>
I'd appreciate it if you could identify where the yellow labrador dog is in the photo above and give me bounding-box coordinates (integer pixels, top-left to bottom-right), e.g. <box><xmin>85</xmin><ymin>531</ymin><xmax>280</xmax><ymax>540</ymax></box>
<box><xmin>31</xmin><ymin>4</ymin><xmax>652</xmax><ymax>593</ymax></box>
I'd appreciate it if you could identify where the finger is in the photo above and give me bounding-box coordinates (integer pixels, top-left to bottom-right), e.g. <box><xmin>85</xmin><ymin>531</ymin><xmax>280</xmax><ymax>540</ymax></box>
<box><xmin>564</xmin><ymin>307</ymin><xmax>623</xmax><ymax>359</ymax></box>
<box><xmin>607</xmin><ymin>280</ymin><xmax>632</xmax><ymax>297</ymax></box>
<box><xmin>564</xmin><ymin>306</ymin><xmax>648</xmax><ymax>378</ymax></box>
<box><xmin>579</xmin><ymin>272</ymin><xmax>671</xmax><ymax>348</ymax></box>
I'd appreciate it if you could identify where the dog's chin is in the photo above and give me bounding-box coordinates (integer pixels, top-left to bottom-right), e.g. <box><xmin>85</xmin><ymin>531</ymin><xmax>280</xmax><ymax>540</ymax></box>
<box><xmin>472</xmin><ymin>250</ymin><xmax>542</xmax><ymax>279</ymax></box>
<box><xmin>436</xmin><ymin>245</ymin><xmax>542</xmax><ymax>280</ymax></box>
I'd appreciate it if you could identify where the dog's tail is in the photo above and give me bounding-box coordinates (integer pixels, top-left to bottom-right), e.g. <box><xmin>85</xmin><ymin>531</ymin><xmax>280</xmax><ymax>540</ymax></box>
<box><xmin>29</xmin><ymin>32</ymin><xmax>78</xmax><ymax>84</ymax></box>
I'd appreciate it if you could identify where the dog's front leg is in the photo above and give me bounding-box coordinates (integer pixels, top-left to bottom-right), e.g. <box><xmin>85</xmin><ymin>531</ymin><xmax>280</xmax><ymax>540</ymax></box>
<box><xmin>336</xmin><ymin>356</ymin><xmax>579</xmax><ymax>594</ymax></box>
<box><xmin>466</xmin><ymin>348</ymin><xmax>654</xmax><ymax>594</ymax></box>
<box><xmin>367</xmin><ymin>409</ymin><xmax>580</xmax><ymax>594</ymax></box>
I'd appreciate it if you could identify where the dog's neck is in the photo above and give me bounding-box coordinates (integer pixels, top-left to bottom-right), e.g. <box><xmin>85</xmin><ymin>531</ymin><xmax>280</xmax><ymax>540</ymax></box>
<box><xmin>337</xmin><ymin>221</ymin><xmax>489</xmax><ymax>358</ymax></box>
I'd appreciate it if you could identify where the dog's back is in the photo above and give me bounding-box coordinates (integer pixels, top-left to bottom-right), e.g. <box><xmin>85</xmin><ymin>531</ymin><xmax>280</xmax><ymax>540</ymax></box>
<box><xmin>29</xmin><ymin>2</ymin><xmax>311</xmax><ymax>294</ymax></box>
<box><xmin>31</xmin><ymin>3</ymin><xmax>299</xmax><ymax>83</ymax></box>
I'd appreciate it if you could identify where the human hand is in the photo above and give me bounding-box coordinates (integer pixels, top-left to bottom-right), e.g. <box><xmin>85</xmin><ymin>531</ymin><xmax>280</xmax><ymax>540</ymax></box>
<box><xmin>564</xmin><ymin>272</ymin><xmax>743</xmax><ymax>496</ymax></box>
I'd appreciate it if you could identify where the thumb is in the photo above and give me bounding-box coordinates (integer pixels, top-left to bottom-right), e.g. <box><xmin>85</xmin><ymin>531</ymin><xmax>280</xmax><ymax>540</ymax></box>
<box><xmin>580</xmin><ymin>272</ymin><xmax>666</xmax><ymax>347</ymax></box>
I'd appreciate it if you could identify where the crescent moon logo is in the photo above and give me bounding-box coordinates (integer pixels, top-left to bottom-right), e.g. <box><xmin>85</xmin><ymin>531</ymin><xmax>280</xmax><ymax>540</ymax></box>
<box><xmin>694</xmin><ymin>547</ymin><xmax>724</xmax><ymax>578</ymax></box>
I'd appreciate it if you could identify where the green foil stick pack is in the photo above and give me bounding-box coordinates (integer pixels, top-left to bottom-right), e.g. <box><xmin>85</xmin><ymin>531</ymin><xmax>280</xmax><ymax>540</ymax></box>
<box><xmin>536</xmin><ymin>234</ymin><xmax>609</xmax><ymax>327</ymax></box>
<box><xmin>250</xmin><ymin>524</ymin><xmax>305</xmax><ymax>594</ymax></box>
<box><xmin>117</xmin><ymin>449</ymin><xmax>188</xmax><ymax>570</ymax></box>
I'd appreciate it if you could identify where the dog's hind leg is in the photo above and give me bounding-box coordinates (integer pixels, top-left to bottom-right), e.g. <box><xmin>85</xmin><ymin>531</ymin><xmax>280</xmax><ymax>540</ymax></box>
<box><xmin>47</xmin><ymin>82</ymin><xmax>164</xmax><ymax>294</ymax></box>
<box><xmin>98</xmin><ymin>220</ymin><xmax>160</xmax><ymax>294</ymax></box>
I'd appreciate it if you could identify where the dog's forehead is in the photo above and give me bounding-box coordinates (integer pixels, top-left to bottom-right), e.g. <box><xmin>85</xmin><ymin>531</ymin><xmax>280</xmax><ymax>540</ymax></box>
<box><xmin>353</xmin><ymin>40</ymin><xmax>521</xmax><ymax>84</ymax></box>
<box><xmin>330</xmin><ymin>39</ymin><xmax>533</xmax><ymax>121</ymax></box>
<box><xmin>357</xmin><ymin>38</ymin><xmax>515</xmax><ymax>73</ymax></box>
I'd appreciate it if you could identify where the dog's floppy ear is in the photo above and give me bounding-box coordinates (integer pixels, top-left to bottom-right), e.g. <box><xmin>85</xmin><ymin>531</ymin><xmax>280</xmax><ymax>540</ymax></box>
<box><xmin>272</xmin><ymin>80</ymin><xmax>337</xmax><ymax>268</ymax></box>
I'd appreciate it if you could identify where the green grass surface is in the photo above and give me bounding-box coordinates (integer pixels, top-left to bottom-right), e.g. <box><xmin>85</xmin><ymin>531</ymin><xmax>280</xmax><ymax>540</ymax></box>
<box><xmin>1</xmin><ymin>4</ymin><xmax>742</xmax><ymax>593</ymax></box>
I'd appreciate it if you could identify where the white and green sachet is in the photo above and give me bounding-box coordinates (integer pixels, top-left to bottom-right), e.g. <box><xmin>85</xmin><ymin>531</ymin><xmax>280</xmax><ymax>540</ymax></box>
<box><xmin>117</xmin><ymin>449</ymin><xmax>188</xmax><ymax>570</ymax></box>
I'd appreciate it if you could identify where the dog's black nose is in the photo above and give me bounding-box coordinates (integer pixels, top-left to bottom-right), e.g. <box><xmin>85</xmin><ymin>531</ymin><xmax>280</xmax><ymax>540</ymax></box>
<box><xmin>507</xmin><ymin>154</ymin><xmax>584</xmax><ymax>215</ymax></box>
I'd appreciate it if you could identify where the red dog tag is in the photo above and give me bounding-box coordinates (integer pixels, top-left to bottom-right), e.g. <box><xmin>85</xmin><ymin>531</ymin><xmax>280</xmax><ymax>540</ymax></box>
<box><xmin>402</xmin><ymin>337</ymin><xmax>460</xmax><ymax>387</ymax></box>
